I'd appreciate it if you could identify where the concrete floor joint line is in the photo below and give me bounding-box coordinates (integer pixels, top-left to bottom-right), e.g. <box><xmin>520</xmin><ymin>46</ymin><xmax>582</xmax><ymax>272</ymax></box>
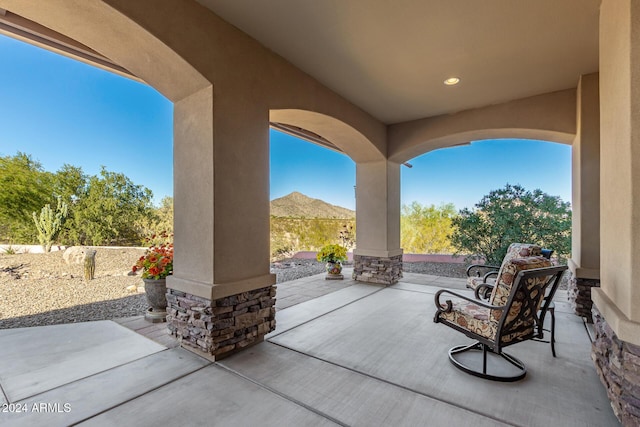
<box><xmin>68</xmin><ymin>362</ymin><xmax>213</xmax><ymax>426</ymax></box>
<box><xmin>268</xmin><ymin>286</ymin><xmax>386</xmax><ymax>339</ymax></box>
<box><xmin>267</xmin><ymin>341</ymin><xmax>518</xmax><ymax>426</ymax></box>
<box><xmin>8</xmin><ymin>346</ymin><xmax>176</xmax><ymax>405</ymax></box>
<box><xmin>0</xmin><ymin>379</ymin><xmax>9</xmax><ymax>404</ymax></box>
<box><xmin>387</xmin><ymin>285</ymin><xmax>438</xmax><ymax>295</ymax></box>
<box><xmin>214</xmin><ymin>362</ymin><xmax>348</xmax><ymax>427</ymax></box>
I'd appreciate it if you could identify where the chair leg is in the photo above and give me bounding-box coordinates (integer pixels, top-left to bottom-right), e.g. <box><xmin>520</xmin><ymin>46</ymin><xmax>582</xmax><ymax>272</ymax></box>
<box><xmin>550</xmin><ymin>305</ymin><xmax>556</xmax><ymax>357</ymax></box>
<box><xmin>448</xmin><ymin>342</ymin><xmax>526</xmax><ymax>382</ymax></box>
<box><xmin>534</xmin><ymin>303</ymin><xmax>558</xmax><ymax>356</ymax></box>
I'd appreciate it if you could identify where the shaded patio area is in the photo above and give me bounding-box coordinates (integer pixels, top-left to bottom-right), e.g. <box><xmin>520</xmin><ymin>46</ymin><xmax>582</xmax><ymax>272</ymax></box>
<box><xmin>0</xmin><ymin>271</ymin><xmax>617</xmax><ymax>426</ymax></box>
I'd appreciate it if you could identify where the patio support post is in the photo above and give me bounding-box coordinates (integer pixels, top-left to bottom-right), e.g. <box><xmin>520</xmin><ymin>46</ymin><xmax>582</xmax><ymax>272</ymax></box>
<box><xmin>592</xmin><ymin>1</ymin><xmax>640</xmax><ymax>424</ymax></box>
<box><xmin>568</xmin><ymin>73</ymin><xmax>600</xmax><ymax>322</ymax></box>
<box><xmin>352</xmin><ymin>160</ymin><xmax>403</xmax><ymax>285</ymax></box>
<box><xmin>168</xmin><ymin>86</ymin><xmax>276</xmax><ymax>360</ymax></box>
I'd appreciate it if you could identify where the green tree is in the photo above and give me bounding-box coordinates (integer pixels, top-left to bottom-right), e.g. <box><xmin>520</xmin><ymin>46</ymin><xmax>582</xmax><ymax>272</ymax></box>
<box><xmin>401</xmin><ymin>202</ymin><xmax>457</xmax><ymax>254</ymax></box>
<box><xmin>53</xmin><ymin>164</ymin><xmax>87</xmax><ymax>204</ymax></box>
<box><xmin>139</xmin><ymin>196</ymin><xmax>174</xmax><ymax>245</ymax></box>
<box><xmin>53</xmin><ymin>164</ymin><xmax>88</xmax><ymax>245</ymax></box>
<box><xmin>0</xmin><ymin>153</ymin><xmax>53</xmax><ymax>243</ymax></box>
<box><xmin>68</xmin><ymin>167</ymin><xmax>154</xmax><ymax>245</ymax></box>
<box><xmin>269</xmin><ymin>217</ymin><xmax>356</xmax><ymax>260</ymax></box>
<box><xmin>450</xmin><ymin>184</ymin><xmax>571</xmax><ymax>264</ymax></box>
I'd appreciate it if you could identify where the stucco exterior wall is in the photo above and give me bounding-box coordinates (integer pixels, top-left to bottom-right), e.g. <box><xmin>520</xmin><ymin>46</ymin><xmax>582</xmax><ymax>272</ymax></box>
<box><xmin>594</xmin><ymin>0</ymin><xmax>640</xmax><ymax>343</ymax></box>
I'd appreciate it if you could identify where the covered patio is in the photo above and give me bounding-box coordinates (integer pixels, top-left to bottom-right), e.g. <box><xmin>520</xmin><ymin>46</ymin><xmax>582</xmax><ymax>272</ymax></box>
<box><xmin>0</xmin><ymin>271</ymin><xmax>617</xmax><ymax>426</ymax></box>
<box><xmin>0</xmin><ymin>1</ymin><xmax>637</xmax><ymax>424</ymax></box>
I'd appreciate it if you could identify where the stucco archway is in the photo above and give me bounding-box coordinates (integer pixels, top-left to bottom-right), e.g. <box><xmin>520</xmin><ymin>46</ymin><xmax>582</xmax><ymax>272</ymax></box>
<box><xmin>388</xmin><ymin>89</ymin><xmax>577</xmax><ymax>164</ymax></box>
<box><xmin>269</xmin><ymin>108</ymin><xmax>402</xmax><ymax>284</ymax></box>
<box><xmin>0</xmin><ymin>0</ymin><xmax>210</xmax><ymax>103</ymax></box>
<box><xmin>270</xmin><ymin>109</ymin><xmax>385</xmax><ymax>164</ymax></box>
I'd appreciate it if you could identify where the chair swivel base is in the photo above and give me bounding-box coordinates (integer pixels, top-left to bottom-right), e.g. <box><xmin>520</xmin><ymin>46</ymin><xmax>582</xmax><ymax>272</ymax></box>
<box><xmin>448</xmin><ymin>342</ymin><xmax>526</xmax><ymax>382</ymax></box>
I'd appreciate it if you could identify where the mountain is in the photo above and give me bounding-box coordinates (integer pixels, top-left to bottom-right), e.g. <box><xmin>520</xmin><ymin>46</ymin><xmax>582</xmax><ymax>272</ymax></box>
<box><xmin>270</xmin><ymin>192</ymin><xmax>355</xmax><ymax>218</ymax></box>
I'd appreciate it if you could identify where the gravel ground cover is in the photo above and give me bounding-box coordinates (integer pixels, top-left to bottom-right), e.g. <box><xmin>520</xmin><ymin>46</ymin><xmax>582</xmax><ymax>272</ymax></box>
<box><xmin>0</xmin><ymin>248</ymin><xmax>147</xmax><ymax>329</ymax></box>
<box><xmin>0</xmin><ymin>249</ymin><xmax>467</xmax><ymax>329</ymax></box>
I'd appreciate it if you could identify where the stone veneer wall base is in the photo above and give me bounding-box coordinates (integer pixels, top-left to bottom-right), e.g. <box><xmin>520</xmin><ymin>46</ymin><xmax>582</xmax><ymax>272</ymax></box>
<box><xmin>352</xmin><ymin>254</ymin><xmax>402</xmax><ymax>285</ymax></box>
<box><xmin>568</xmin><ymin>273</ymin><xmax>601</xmax><ymax>322</ymax></box>
<box><xmin>166</xmin><ymin>285</ymin><xmax>276</xmax><ymax>360</ymax></box>
<box><xmin>592</xmin><ymin>305</ymin><xmax>640</xmax><ymax>426</ymax></box>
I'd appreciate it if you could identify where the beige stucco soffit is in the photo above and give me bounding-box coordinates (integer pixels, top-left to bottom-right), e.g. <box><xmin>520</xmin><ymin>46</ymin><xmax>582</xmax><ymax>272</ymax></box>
<box><xmin>387</xmin><ymin>89</ymin><xmax>577</xmax><ymax>163</ymax></box>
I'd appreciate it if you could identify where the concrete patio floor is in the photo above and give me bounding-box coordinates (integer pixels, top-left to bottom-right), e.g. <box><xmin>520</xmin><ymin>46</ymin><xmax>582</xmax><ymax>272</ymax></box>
<box><xmin>0</xmin><ymin>271</ymin><xmax>619</xmax><ymax>426</ymax></box>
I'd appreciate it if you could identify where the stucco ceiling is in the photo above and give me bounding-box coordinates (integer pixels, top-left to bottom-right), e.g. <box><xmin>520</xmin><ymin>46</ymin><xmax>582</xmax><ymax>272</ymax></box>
<box><xmin>197</xmin><ymin>0</ymin><xmax>600</xmax><ymax>124</ymax></box>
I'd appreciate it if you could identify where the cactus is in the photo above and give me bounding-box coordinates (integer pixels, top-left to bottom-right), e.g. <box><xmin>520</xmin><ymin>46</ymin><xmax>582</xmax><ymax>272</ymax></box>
<box><xmin>32</xmin><ymin>197</ymin><xmax>68</xmax><ymax>253</ymax></box>
<box><xmin>84</xmin><ymin>249</ymin><xmax>96</xmax><ymax>280</ymax></box>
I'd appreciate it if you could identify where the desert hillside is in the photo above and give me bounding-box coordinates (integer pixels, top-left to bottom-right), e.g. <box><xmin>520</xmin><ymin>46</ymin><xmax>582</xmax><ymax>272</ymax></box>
<box><xmin>271</xmin><ymin>192</ymin><xmax>355</xmax><ymax>218</ymax></box>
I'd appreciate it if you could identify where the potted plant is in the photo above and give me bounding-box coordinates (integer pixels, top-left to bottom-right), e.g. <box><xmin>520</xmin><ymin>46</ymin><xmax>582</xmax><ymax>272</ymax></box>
<box><xmin>132</xmin><ymin>234</ymin><xmax>173</xmax><ymax>322</ymax></box>
<box><xmin>316</xmin><ymin>243</ymin><xmax>348</xmax><ymax>280</ymax></box>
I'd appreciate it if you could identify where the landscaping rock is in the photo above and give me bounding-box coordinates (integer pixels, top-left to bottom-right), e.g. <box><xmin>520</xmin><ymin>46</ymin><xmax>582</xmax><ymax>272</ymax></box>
<box><xmin>63</xmin><ymin>246</ymin><xmax>86</xmax><ymax>265</ymax></box>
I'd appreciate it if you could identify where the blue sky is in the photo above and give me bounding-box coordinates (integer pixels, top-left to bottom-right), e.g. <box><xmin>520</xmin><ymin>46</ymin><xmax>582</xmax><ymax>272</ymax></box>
<box><xmin>1</xmin><ymin>34</ymin><xmax>571</xmax><ymax>211</ymax></box>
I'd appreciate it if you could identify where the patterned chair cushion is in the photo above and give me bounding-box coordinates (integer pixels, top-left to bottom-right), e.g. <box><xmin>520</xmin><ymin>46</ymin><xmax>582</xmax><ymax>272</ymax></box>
<box><xmin>466</xmin><ymin>276</ymin><xmax>488</xmax><ymax>290</ymax></box>
<box><xmin>466</xmin><ymin>243</ymin><xmax>541</xmax><ymax>292</ymax></box>
<box><xmin>504</xmin><ymin>243</ymin><xmax>542</xmax><ymax>261</ymax></box>
<box><xmin>438</xmin><ymin>301</ymin><xmax>497</xmax><ymax>340</ymax></box>
<box><xmin>488</xmin><ymin>256</ymin><xmax>552</xmax><ymax>343</ymax></box>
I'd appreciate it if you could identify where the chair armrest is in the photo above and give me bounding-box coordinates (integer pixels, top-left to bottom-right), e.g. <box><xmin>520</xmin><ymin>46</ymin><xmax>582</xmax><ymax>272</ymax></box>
<box><xmin>434</xmin><ymin>289</ymin><xmax>506</xmax><ymax>314</ymax></box>
<box><xmin>483</xmin><ymin>271</ymin><xmax>498</xmax><ymax>281</ymax></box>
<box><xmin>466</xmin><ymin>264</ymin><xmax>500</xmax><ymax>277</ymax></box>
<box><xmin>474</xmin><ymin>282</ymin><xmax>494</xmax><ymax>300</ymax></box>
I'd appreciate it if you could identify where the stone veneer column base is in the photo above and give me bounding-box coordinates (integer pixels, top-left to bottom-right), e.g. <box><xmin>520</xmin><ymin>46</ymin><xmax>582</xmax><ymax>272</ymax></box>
<box><xmin>352</xmin><ymin>254</ymin><xmax>403</xmax><ymax>285</ymax></box>
<box><xmin>568</xmin><ymin>272</ymin><xmax>600</xmax><ymax>322</ymax></box>
<box><xmin>592</xmin><ymin>305</ymin><xmax>640</xmax><ymax>426</ymax></box>
<box><xmin>166</xmin><ymin>285</ymin><xmax>276</xmax><ymax>359</ymax></box>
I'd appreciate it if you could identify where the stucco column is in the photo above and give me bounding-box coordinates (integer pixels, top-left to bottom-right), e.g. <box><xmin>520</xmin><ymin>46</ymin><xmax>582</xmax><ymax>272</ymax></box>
<box><xmin>352</xmin><ymin>160</ymin><xmax>403</xmax><ymax>284</ymax></box>
<box><xmin>594</xmin><ymin>0</ymin><xmax>640</xmax><ymax>336</ymax></box>
<box><xmin>167</xmin><ymin>87</ymin><xmax>276</xmax><ymax>359</ymax></box>
<box><xmin>591</xmin><ymin>2</ymin><xmax>640</xmax><ymax>423</ymax></box>
<box><xmin>567</xmin><ymin>73</ymin><xmax>600</xmax><ymax>320</ymax></box>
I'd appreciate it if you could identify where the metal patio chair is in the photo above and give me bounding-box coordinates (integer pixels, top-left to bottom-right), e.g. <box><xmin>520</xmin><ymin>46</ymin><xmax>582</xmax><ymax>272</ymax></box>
<box><xmin>467</xmin><ymin>244</ymin><xmax>559</xmax><ymax>356</ymax></box>
<box><xmin>434</xmin><ymin>256</ymin><xmax>567</xmax><ymax>382</ymax></box>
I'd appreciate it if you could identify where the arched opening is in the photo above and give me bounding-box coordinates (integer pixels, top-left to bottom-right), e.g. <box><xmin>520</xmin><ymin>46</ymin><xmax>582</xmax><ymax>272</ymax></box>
<box><xmin>0</xmin><ymin>20</ymin><xmax>180</xmax><ymax>332</ymax></box>
<box><xmin>400</xmin><ymin>138</ymin><xmax>572</xmax><ymax>262</ymax></box>
<box><xmin>268</xmin><ymin>108</ymin><xmax>383</xmax><ymax>257</ymax></box>
<box><xmin>268</xmin><ymin>128</ymin><xmax>356</xmax><ymax>301</ymax></box>
<box><xmin>402</xmin><ymin>138</ymin><xmax>571</xmax><ymax>211</ymax></box>
<box><xmin>0</xmin><ymin>0</ymin><xmax>213</xmax><ymax>285</ymax></box>
<box><xmin>0</xmin><ymin>1</ymin><xmax>224</xmax><ymax>344</ymax></box>
<box><xmin>268</xmin><ymin>109</ymin><xmax>376</xmax><ymax>269</ymax></box>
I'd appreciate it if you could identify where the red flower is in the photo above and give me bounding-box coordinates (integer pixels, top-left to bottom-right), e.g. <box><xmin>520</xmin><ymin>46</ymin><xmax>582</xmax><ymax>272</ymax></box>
<box><xmin>132</xmin><ymin>235</ymin><xmax>174</xmax><ymax>279</ymax></box>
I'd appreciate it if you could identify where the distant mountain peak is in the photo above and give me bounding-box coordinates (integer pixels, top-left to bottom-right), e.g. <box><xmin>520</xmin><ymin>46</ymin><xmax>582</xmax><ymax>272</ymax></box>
<box><xmin>270</xmin><ymin>192</ymin><xmax>355</xmax><ymax>218</ymax></box>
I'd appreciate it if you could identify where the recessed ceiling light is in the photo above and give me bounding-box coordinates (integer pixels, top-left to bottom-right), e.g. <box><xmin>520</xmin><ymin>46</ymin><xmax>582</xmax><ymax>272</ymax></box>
<box><xmin>444</xmin><ymin>77</ymin><xmax>460</xmax><ymax>86</ymax></box>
